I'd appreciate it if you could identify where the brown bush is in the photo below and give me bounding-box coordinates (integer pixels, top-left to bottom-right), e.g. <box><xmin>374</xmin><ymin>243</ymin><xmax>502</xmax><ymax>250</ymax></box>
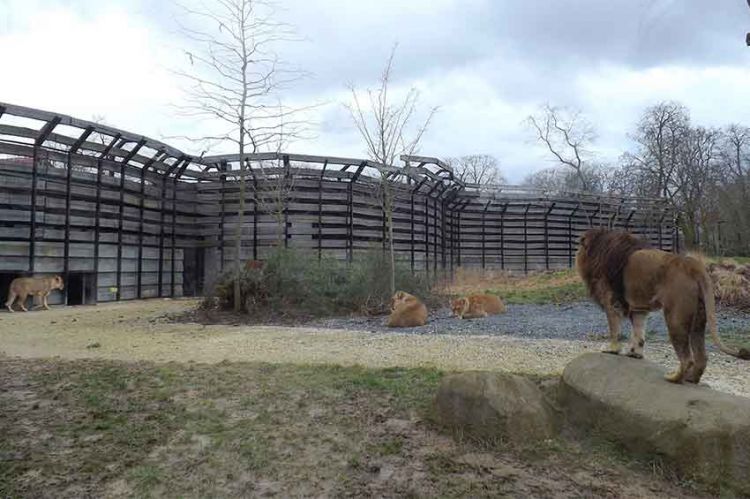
<box><xmin>710</xmin><ymin>264</ymin><xmax>750</xmax><ymax>311</ymax></box>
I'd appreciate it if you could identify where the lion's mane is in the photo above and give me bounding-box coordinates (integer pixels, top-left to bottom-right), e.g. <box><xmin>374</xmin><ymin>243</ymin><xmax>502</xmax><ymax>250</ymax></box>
<box><xmin>577</xmin><ymin>228</ymin><xmax>650</xmax><ymax>312</ymax></box>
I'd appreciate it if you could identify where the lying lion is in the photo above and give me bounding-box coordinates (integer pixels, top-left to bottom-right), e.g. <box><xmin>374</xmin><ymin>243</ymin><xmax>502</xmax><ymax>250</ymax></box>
<box><xmin>451</xmin><ymin>294</ymin><xmax>506</xmax><ymax>319</ymax></box>
<box><xmin>576</xmin><ymin>228</ymin><xmax>750</xmax><ymax>384</ymax></box>
<box><xmin>5</xmin><ymin>275</ymin><xmax>64</xmax><ymax>312</ymax></box>
<box><xmin>387</xmin><ymin>291</ymin><xmax>428</xmax><ymax>327</ymax></box>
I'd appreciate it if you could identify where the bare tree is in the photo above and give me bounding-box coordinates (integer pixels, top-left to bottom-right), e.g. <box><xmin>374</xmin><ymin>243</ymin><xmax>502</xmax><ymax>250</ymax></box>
<box><xmin>172</xmin><ymin>0</ymin><xmax>309</xmax><ymax>312</ymax></box>
<box><xmin>523</xmin><ymin>163</ymin><xmax>611</xmax><ymax>193</ymax></box>
<box><xmin>444</xmin><ymin>154</ymin><xmax>505</xmax><ymax>185</ymax></box>
<box><xmin>714</xmin><ymin>124</ymin><xmax>750</xmax><ymax>253</ymax></box>
<box><xmin>626</xmin><ymin>101</ymin><xmax>690</xmax><ymax>201</ymax></box>
<box><xmin>527</xmin><ymin>104</ymin><xmax>596</xmax><ymax>191</ymax></box>
<box><xmin>721</xmin><ymin>124</ymin><xmax>750</xmax><ymax>193</ymax></box>
<box><xmin>674</xmin><ymin>126</ymin><xmax>722</xmax><ymax>248</ymax></box>
<box><xmin>345</xmin><ymin>45</ymin><xmax>437</xmax><ymax>294</ymax></box>
<box><xmin>251</xmin><ymin>157</ymin><xmax>295</xmax><ymax>246</ymax></box>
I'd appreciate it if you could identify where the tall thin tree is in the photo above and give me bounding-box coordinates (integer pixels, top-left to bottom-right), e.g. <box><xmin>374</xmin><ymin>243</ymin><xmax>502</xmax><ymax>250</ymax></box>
<box><xmin>345</xmin><ymin>45</ymin><xmax>437</xmax><ymax>294</ymax></box>
<box><xmin>173</xmin><ymin>0</ymin><xmax>308</xmax><ymax>311</ymax></box>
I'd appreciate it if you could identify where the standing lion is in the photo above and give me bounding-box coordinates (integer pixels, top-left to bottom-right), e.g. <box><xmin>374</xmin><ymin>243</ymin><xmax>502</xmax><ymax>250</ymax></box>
<box><xmin>576</xmin><ymin>228</ymin><xmax>749</xmax><ymax>384</ymax></box>
<box><xmin>5</xmin><ymin>275</ymin><xmax>65</xmax><ymax>312</ymax></box>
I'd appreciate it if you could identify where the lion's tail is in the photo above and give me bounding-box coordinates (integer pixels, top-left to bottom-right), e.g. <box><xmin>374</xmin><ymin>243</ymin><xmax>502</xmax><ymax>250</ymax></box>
<box><xmin>698</xmin><ymin>268</ymin><xmax>750</xmax><ymax>360</ymax></box>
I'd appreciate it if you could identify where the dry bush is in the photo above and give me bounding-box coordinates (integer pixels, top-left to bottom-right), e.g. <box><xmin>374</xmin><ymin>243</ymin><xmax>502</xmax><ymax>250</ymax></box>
<box><xmin>207</xmin><ymin>249</ymin><xmax>434</xmax><ymax>317</ymax></box>
<box><xmin>709</xmin><ymin>262</ymin><xmax>750</xmax><ymax>311</ymax></box>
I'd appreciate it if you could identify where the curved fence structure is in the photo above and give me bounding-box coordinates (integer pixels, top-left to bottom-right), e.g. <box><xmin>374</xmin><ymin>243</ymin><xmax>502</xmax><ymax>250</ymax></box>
<box><xmin>0</xmin><ymin>102</ymin><xmax>676</xmax><ymax>304</ymax></box>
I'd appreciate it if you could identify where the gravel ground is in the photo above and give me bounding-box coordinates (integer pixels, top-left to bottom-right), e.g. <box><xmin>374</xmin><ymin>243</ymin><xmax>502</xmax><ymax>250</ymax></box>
<box><xmin>311</xmin><ymin>301</ymin><xmax>750</xmax><ymax>341</ymax></box>
<box><xmin>1</xmin><ymin>298</ymin><xmax>748</xmax><ymax>398</ymax></box>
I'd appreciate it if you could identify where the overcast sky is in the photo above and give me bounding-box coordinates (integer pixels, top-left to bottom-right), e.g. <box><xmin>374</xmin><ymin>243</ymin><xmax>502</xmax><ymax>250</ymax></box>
<box><xmin>1</xmin><ymin>0</ymin><xmax>750</xmax><ymax>181</ymax></box>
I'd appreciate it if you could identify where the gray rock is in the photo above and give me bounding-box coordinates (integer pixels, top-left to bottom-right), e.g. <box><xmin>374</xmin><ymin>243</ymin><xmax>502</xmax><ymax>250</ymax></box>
<box><xmin>560</xmin><ymin>352</ymin><xmax>750</xmax><ymax>495</ymax></box>
<box><xmin>433</xmin><ymin>371</ymin><xmax>558</xmax><ymax>445</ymax></box>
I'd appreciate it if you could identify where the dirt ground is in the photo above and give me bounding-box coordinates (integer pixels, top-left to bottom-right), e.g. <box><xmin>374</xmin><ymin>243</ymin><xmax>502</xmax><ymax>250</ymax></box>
<box><xmin>1</xmin><ymin>357</ymin><xmax>710</xmax><ymax>498</ymax></box>
<box><xmin>0</xmin><ymin>299</ymin><xmax>747</xmax><ymax>497</ymax></box>
<box><xmin>1</xmin><ymin>298</ymin><xmax>748</xmax><ymax>397</ymax></box>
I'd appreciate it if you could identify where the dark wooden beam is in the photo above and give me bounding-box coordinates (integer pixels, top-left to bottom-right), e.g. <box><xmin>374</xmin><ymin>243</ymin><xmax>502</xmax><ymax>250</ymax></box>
<box><xmin>29</xmin><ymin>147</ymin><xmax>39</xmax><ymax>272</ymax></box>
<box><xmin>63</xmin><ymin>152</ymin><xmax>73</xmax><ymax>303</ymax></box>
<box><xmin>99</xmin><ymin>133</ymin><xmax>122</xmax><ymax>159</ymax></box>
<box><xmin>568</xmin><ymin>203</ymin><xmax>580</xmax><ymax>268</ymax></box>
<box><xmin>219</xmin><ymin>160</ymin><xmax>227</xmax><ymax>271</ymax></box>
<box><xmin>173</xmin><ymin>157</ymin><xmax>194</xmax><ymax>179</ymax></box>
<box><xmin>137</xmin><ymin>150</ymin><xmax>165</xmax><ymax>298</ymax></box>
<box><xmin>544</xmin><ymin>202</ymin><xmax>556</xmax><ymax>271</ymax></box>
<box><xmin>116</xmin><ymin>138</ymin><xmax>147</xmax><ymax>300</ymax></box>
<box><xmin>34</xmin><ymin>116</ymin><xmax>61</xmax><ymax>146</ymax></box>
<box><xmin>318</xmin><ymin>160</ymin><xmax>328</xmax><ymax>260</ymax></box>
<box><xmin>69</xmin><ymin>126</ymin><xmax>95</xmax><ymax>154</ymax></box>
<box><xmin>499</xmin><ymin>203</ymin><xmax>508</xmax><ymax>270</ymax></box>
<box><xmin>350</xmin><ymin>161</ymin><xmax>367</xmax><ymax>183</ymax></box>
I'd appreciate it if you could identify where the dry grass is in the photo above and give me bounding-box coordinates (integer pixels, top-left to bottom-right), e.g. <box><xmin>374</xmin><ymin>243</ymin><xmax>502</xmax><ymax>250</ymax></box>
<box><xmin>708</xmin><ymin>261</ymin><xmax>750</xmax><ymax>311</ymax></box>
<box><xmin>436</xmin><ymin>267</ymin><xmax>587</xmax><ymax>304</ymax></box>
<box><xmin>438</xmin><ymin>259</ymin><xmax>750</xmax><ymax>312</ymax></box>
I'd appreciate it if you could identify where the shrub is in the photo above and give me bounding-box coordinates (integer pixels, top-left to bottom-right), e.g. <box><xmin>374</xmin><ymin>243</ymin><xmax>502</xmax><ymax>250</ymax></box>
<box><xmin>208</xmin><ymin>248</ymin><xmax>434</xmax><ymax>317</ymax></box>
<box><xmin>709</xmin><ymin>262</ymin><xmax>750</xmax><ymax>311</ymax></box>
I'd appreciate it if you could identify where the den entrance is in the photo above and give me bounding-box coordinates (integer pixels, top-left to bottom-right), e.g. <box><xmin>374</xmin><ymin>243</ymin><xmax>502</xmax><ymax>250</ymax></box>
<box><xmin>65</xmin><ymin>272</ymin><xmax>96</xmax><ymax>305</ymax></box>
<box><xmin>0</xmin><ymin>272</ymin><xmax>25</xmax><ymax>308</ymax></box>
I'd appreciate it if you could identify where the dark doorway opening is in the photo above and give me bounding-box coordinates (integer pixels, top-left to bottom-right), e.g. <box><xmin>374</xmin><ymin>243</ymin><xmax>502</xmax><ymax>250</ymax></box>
<box><xmin>66</xmin><ymin>272</ymin><xmax>96</xmax><ymax>305</ymax></box>
<box><xmin>1</xmin><ymin>272</ymin><xmax>26</xmax><ymax>310</ymax></box>
<box><xmin>183</xmin><ymin>247</ymin><xmax>205</xmax><ymax>297</ymax></box>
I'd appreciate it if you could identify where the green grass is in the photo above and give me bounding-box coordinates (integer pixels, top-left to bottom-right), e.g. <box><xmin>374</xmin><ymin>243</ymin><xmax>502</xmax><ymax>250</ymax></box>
<box><xmin>0</xmin><ymin>358</ymin><xmax>443</xmax><ymax>498</ymax></box>
<box><xmin>448</xmin><ymin>269</ymin><xmax>589</xmax><ymax>305</ymax></box>
<box><xmin>0</xmin><ymin>357</ymin><xmax>718</xmax><ymax>498</ymax></box>
<box><xmin>499</xmin><ymin>281</ymin><xmax>587</xmax><ymax>304</ymax></box>
<box><xmin>710</xmin><ymin>256</ymin><xmax>750</xmax><ymax>265</ymax></box>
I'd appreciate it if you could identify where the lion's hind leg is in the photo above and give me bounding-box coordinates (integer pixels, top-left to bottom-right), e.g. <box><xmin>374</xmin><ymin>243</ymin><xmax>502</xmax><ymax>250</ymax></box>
<box><xmin>5</xmin><ymin>291</ymin><xmax>17</xmax><ymax>312</ymax></box>
<box><xmin>664</xmin><ymin>306</ymin><xmax>694</xmax><ymax>384</ymax></box>
<box><xmin>626</xmin><ymin>311</ymin><xmax>648</xmax><ymax>359</ymax></box>
<box><xmin>603</xmin><ymin>306</ymin><xmax>623</xmax><ymax>355</ymax></box>
<box><xmin>684</xmin><ymin>303</ymin><xmax>708</xmax><ymax>384</ymax></box>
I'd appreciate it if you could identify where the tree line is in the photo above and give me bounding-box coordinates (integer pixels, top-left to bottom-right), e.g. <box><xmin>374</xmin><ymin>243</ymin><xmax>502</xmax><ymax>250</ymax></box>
<box><xmin>526</xmin><ymin>102</ymin><xmax>750</xmax><ymax>256</ymax></box>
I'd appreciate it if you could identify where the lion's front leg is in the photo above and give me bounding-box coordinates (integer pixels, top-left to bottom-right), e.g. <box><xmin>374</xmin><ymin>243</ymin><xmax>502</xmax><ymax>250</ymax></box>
<box><xmin>603</xmin><ymin>307</ymin><xmax>622</xmax><ymax>354</ymax></box>
<box><xmin>626</xmin><ymin>311</ymin><xmax>648</xmax><ymax>359</ymax></box>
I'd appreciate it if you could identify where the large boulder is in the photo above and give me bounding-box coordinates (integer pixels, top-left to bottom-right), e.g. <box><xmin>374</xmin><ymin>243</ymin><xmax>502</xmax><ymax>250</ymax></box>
<box><xmin>560</xmin><ymin>352</ymin><xmax>750</xmax><ymax>494</ymax></box>
<box><xmin>433</xmin><ymin>371</ymin><xmax>558</xmax><ymax>445</ymax></box>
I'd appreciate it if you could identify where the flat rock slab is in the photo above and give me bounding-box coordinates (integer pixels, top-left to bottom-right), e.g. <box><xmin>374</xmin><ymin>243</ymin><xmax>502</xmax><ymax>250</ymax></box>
<box><xmin>560</xmin><ymin>352</ymin><xmax>750</xmax><ymax>494</ymax></box>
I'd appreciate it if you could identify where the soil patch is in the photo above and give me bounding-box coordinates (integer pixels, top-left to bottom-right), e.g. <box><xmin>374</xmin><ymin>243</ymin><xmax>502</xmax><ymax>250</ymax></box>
<box><xmin>0</xmin><ymin>357</ymin><xmax>711</xmax><ymax>498</ymax></box>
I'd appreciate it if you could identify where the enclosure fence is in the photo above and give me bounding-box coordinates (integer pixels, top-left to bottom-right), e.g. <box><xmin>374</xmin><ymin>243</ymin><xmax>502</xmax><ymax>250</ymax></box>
<box><xmin>0</xmin><ymin>102</ymin><xmax>677</xmax><ymax>304</ymax></box>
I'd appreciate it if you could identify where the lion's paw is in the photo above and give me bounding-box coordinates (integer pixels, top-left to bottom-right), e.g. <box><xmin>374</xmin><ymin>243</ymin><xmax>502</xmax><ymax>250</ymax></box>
<box><xmin>664</xmin><ymin>371</ymin><xmax>684</xmax><ymax>384</ymax></box>
<box><xmin>626</xmin><ymin>349</ymin><xmax>643</xmax><ymax>359</ymax></box>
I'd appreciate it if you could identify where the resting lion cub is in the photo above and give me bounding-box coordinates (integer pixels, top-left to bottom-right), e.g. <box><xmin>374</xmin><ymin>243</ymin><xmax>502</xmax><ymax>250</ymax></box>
<box><xmin>451</xmin><ymin>294</ymin><xmax>505</xmax><ymax>319</ymax></box>
<box><xmin>387</xmin><ymin>291</ymin><xmax>428</xmax><ymax>327</ymax></box>
<box><xmin>5</xmin><ymin>275</ymin><xmax>64</xmax><ymax>312</ymax></box>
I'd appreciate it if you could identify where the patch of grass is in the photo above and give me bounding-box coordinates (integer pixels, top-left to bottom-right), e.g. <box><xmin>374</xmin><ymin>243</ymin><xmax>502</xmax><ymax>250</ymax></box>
<box><xmin>129</xmin><ymin>464</ymin><xmax>163</xmax><ymax>495</ymax></box>
<box><xmin>0</xmin><ymin>358</ymin><xmax>443</xmax><ymax>498</ymax></box>
<box><xmin>236</xmin><ymin>435</ymin><xmax>272</xmax><ymax>470</ymax></box>
<box><xmin>440</xmin><ymin>268</ymin><xmax>587</xmax><ymax>305</ymax></box>
<box><xmin>1</xmin><ymin>358</ymin><xmax>716</xmax><ymax>498</ymax></box>
<box><xmin>369</xmin><ymin>437</ymin><xmax>404</xmax><ymax>456</ymax></box>
<box><xmin>499</xmin><ymin>280</ymin><xmax>587</xmax><ymax>304</ymax></box>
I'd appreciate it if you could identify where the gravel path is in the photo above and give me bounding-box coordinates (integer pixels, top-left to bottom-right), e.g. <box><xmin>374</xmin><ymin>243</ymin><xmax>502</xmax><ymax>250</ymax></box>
<box><xmin>1</xmin><ymin>299</ymin><xmax>748</xmax><ymax>398</ymax></box>
<box><xmin>311</xmin><ymin>301</ymin><xmax>750</xmax><ymax>341</ymax></box>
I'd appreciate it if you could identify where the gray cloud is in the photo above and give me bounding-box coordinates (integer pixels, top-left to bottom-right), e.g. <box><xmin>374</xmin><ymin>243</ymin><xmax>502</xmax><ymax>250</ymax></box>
<box><xmin>4</xmin><ymin>0</ymin><xmax>750</xmax><ymax>183</ymax></box>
